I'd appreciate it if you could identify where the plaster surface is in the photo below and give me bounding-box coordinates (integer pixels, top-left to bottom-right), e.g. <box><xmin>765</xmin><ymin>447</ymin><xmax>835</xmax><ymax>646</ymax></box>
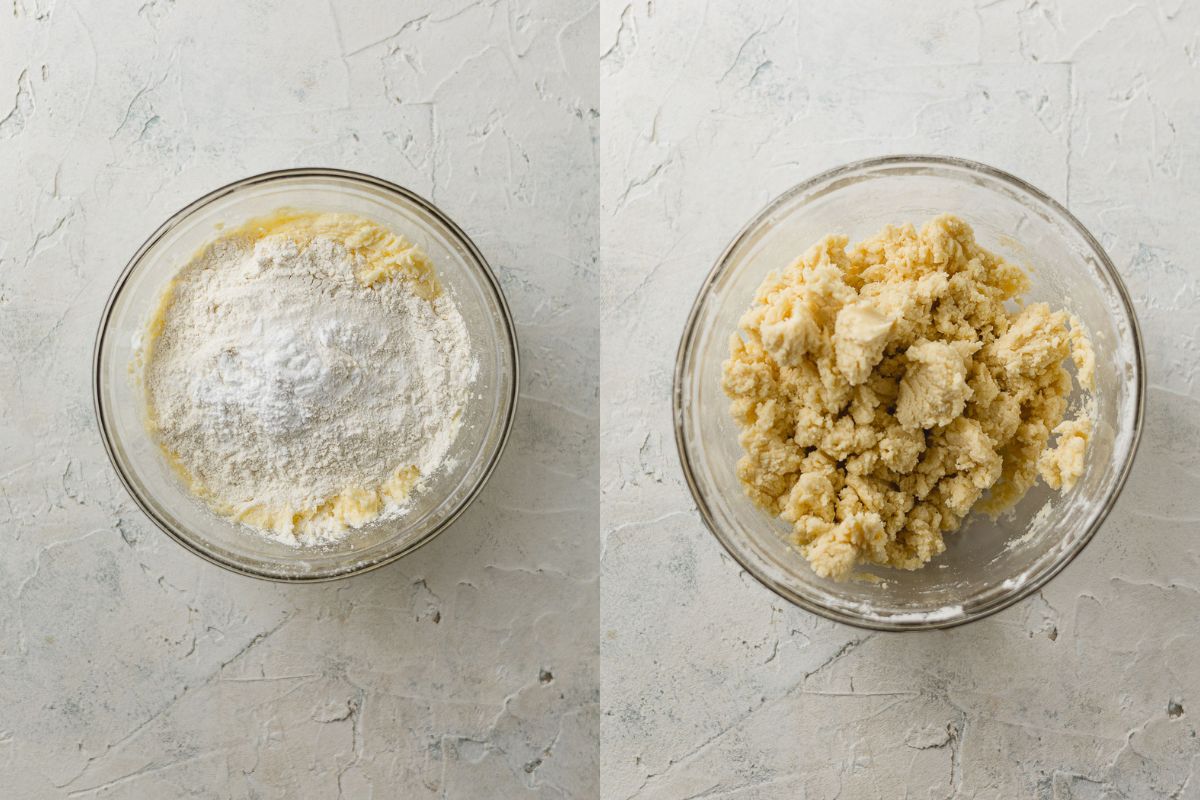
<box><xmin>600</xmin><ymin>1</ymin><xmax>1200</xmax><ymax>797</ymax></box>
<box><xmin>5</xmin><ymin>0</ymin><xmax>1200</xmax><ymax>797</ymax></box>
<box><xmin>0</xmin><ymin>1</ymin><xmax>598</xmax><ymax>797</ymax></box>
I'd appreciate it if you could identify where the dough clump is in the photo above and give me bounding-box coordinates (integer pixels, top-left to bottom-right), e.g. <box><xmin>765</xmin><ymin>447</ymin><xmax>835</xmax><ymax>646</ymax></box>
<box><xmin>722</xmin><ymin>215</ymin><xmax>1094</xmax><ymax>580</ymax></box>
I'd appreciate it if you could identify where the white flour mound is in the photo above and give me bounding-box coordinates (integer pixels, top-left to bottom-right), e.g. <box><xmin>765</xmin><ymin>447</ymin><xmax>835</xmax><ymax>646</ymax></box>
<box><xmin>143</xmin><ymin>233</ymin><xmax>477</xmax><ymax>546</ymax></box>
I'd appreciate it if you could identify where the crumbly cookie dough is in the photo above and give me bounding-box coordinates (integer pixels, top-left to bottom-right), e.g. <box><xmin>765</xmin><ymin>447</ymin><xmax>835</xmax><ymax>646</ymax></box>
<box><xmin>722</xmin><ymin>215</ymin><xmax>1095</xmax><ymax>580</ymax></box>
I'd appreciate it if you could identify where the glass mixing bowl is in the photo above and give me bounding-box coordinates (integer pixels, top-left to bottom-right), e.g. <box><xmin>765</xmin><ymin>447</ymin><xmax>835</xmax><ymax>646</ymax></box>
<box><xmin>674</xmin><ymin>155</ymin><xmax>1145</xmax><ymax>630</ymax></box>
<box><xmin>94</xmin><ymin>169</ymin><xmax>519</xmax><ymax>581</ymax></box>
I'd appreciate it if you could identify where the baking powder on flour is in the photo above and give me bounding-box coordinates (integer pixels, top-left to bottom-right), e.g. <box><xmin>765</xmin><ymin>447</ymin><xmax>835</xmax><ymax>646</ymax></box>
<box><xmin>143</xmin><ymin>231</ymin><xmax>477</xmax><ymax>545</ymax></box>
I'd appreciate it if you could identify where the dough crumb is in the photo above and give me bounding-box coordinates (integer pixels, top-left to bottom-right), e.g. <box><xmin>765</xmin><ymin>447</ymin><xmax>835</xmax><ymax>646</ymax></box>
<box><xmin>722</xmin><ymin>214</ymin><xmax>1094</xmax><ymax>580</ymax></box>
<box><xmin>1038</xmin><ymin>417</ymin><xmax>1092</xmax><ymax>491</ymax></box>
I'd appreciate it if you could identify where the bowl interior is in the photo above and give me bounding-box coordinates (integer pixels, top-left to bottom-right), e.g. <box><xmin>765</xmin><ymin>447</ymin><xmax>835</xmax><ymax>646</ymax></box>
<box><xmin>97</xmin><ymin>171</ymin><xmax>517</xmax><ymax>580</ymax></box>
<box><xmin>678</xmin><ymin>159</ymin><xmax>1142</xmax><ymax>627</ymax></box>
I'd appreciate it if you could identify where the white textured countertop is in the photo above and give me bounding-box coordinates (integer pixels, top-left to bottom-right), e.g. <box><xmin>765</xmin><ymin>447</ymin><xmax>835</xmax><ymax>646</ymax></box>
<box><xmin>4</xmin><ymin>0</ymin><xmax>1199</xmax><ymax>797</ymax></box>
<box><xmin>601</xmin><ymin>1</ymin><xmax>1200</xmax><ymax>797</ymax></box>
<box><xmin>0</xmin><ymin>1</ymin><xmax>597</xmax><ymax>797</ymax></box>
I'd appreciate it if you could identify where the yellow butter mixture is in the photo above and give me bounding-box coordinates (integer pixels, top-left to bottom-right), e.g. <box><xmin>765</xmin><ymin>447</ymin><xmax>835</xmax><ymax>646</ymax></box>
<box><xmin>722</xmin><ymin>215</ymin><xmax>1094</xmax><ymax>580</ymax></box>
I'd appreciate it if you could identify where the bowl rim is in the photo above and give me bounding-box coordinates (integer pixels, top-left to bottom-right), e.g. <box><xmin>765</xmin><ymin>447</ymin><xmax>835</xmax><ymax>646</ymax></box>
<box><xmin>93</xmin><ymin>167</ymin><xmax>520</xmax><ymax>582</ymax></box>
<box><xmin>672</xmin><ymin>154</ymin><xmax>1147</xmax><ymax>631</ymax></box>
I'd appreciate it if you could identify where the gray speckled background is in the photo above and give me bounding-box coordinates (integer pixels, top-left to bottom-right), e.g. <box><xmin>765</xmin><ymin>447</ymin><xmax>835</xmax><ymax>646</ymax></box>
<box><xmin>600</xmin><ymin>1</ymin><xmax>1200</xmax><ymax>797</ymax></box>
<box><xmin>0</xmin><ymin>1</ymin><xmax>598</xmax><ymax>797</ymax></box>
<box><xmin>4</xmin><ymin>0</ymin><xmax>1200</xmax><ymax>797</ymax></box>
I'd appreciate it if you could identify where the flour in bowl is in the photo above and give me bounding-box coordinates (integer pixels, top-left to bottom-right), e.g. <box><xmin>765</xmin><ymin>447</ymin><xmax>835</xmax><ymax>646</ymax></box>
<box><xmin>139</xmin><ymin>211</ymin><xmax>478</xmax><ymax>546</ymax></box>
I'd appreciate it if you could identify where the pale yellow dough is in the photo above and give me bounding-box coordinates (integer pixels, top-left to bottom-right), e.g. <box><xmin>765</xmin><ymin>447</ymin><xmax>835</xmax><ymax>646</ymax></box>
<box><xmin>722</xmin><ymin>215</ymin><xmax>1094</xmax><ymax>580</ymax></box>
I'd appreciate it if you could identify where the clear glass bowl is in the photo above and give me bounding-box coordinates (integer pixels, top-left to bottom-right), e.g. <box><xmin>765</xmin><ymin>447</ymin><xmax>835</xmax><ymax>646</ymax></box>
<box><xmin>94</xmin><ymin>169</ymin><xmax>519</xmax><ymax>581</ymax></box>
<box><xmin>674</xmin><ymin>156</ymin><xmax>1145</xmax><ymax>630</ymax></box>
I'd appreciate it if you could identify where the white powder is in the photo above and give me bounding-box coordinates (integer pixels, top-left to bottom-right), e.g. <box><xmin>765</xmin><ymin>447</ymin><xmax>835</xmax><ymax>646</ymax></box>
<box><xmin>143</xmin><ymin>232</ymin><xmax>477</xmax><ymax>546</ymax></box>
